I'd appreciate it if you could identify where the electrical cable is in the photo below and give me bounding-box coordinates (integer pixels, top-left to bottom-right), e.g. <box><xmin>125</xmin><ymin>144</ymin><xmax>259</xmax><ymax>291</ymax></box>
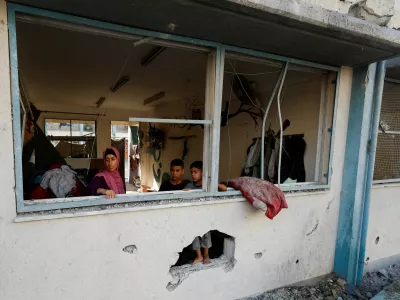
<box><xmin>277</xmin><ymin>63</ymin><xmax>289</xmax><ymax>187</ymax></box>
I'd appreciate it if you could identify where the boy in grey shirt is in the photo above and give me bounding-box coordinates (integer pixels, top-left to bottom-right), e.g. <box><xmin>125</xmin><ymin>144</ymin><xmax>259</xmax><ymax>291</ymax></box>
<box><xmin>185</xmin><ymin>161</ymin><xmax>203</xmax><ymax>190</ymax></box>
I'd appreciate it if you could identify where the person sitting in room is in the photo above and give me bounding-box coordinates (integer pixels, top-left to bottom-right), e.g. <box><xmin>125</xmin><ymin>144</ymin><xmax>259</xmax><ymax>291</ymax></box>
<box><xmin>185</xmin><ymin>161</ymin><xmax>203</xmax><ymax>190</ymax></box>
<box><xmin>158</xmin><ymin>159</ymin><xmax>190</xmax><ymax>191</ymax></box>
<box><xmin>87</xmin><ymin>147</ymin><xmax>126</xmax><ymax>198</ymax></box>
<box><xmin>184</xmin><ymin>160</ymin><xmax>227</xmax><ymax>192</ymax></box>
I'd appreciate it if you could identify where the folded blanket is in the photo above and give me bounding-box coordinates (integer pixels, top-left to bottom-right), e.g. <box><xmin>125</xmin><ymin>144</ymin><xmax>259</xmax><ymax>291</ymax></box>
<box><xmin>228</xmin><ymin>177</ymin><xmax>288</xmax><ymax>219</ymax></box>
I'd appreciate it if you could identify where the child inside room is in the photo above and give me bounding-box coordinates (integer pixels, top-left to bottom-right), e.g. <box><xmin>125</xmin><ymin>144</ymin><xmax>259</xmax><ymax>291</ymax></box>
<box><xmin>158</xmin><ymin>159</ymin><xmax>190</xmax><ymax>191</ymax></box>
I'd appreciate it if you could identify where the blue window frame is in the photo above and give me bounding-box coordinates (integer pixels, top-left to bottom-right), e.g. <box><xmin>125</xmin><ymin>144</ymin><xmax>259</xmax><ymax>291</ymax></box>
<box><xmin>8</xmin><ymin>3</ymin><xmax>340</xmax><ymax>213</ymax></box>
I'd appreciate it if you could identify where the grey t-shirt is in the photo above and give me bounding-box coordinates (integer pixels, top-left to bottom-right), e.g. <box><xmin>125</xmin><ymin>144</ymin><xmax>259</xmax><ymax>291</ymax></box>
<box><xmin>185</xmin><ymin>182</ymin><xmax>202</xmax><ymax>190</ymax></box>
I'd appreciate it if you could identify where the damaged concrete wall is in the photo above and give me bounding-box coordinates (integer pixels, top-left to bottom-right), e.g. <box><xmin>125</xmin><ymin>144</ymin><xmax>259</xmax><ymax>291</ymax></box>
<box><xmin>365</xmin><ymin>185</ymin><xmax>400</xmax><ymax>272</ymax></box>
<box><xmin>247</xmin><ymin>0</ymin><xmax>400</xmax><ymax>27</ymax></box>
<box><xmin>348</xmin><ymin>0</ymin><xmax>395</xmax><ymax>26</ymax></box>
<box><xmin>0</xmin><ymin>1</ymin><xmax>357</xmax><ymax>299</ymax></box>
<box><xmin>301</xmin><ymin>0</ymin><xmax>357</xmax><ymax>13</ymax></box>
<box><xmin>306</xmin><ymin>0</ymin><xmax>397</xmax><ymax>26</ymax></box>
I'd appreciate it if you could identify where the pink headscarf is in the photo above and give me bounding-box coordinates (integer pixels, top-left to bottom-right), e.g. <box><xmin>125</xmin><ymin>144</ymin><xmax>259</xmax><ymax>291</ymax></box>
<box><xmin>95</xmin><ymin>147</ymin><xmax>125</xmax><ymax>194</ymax></box>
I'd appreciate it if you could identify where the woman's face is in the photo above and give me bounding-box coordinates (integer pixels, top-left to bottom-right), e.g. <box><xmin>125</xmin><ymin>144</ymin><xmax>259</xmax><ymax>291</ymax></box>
<box><xmin>105</xmin><ymin>154</ymin><xmax>118</xmax><ymax>172</ymax></box>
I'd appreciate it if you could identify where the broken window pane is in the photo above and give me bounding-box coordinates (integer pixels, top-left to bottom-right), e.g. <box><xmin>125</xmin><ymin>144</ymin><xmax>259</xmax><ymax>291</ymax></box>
<box><xmin>16</xmin><ymin>14</ymin><xmax>212</xmax><ymax>201</ymax></box>
<box><xmin>218</xmin><ymin>54</ymin><xmax>335</xmax><ymax>187</ymax></box>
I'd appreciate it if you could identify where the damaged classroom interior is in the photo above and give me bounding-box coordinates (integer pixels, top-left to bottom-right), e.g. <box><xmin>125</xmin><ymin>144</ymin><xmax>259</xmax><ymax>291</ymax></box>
<box><xmin>17</xmin><ymin>15</ymin><xmax>334</xmax><ymax>200</ymax></box>
<box><xmin>2</xmin><ymin>1</ymin><xmax>400</xmax><ymax>299</ymax></box>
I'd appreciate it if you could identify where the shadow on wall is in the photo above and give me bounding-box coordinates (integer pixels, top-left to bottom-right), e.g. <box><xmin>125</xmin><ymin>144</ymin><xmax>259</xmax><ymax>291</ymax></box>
<box><xmin>167</xmin><ymin>230</ymin><xmax>236</xmax><ymax>291</ymax></box>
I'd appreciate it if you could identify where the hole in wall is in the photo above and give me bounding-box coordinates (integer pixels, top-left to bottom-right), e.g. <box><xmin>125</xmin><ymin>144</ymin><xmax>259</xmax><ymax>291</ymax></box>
<box><xmin>375</xmin><ymin>236</ymin><xmax>380</xmax><ymax>245</ymax></box>
<box><xmin>123</xmin><ymin>245</ymin><xmax>138</xmax><ymax>254</ymax></box>
<box><xmin>254</xmin><ymin>252</ymin><xmax>263</xmax><ymax>259</ymax></box>
<box><xmin>296</xmin><ymin>259</ymin><xmax>299</xmax><ymax>264</ymax></box>
<box><xmin>172</xmin><ymin>230</ymin><xmax>230</xmax><ymax>267</ymax></box>
<box><xmin>167</xmin><ymin>230</ymin><xmax>236</xmax><ymax>291</ymax></box>
<box><xmin>366</xmin><ymin>257</ymin><xmax>370</xmax><ymax>262</ymax></box>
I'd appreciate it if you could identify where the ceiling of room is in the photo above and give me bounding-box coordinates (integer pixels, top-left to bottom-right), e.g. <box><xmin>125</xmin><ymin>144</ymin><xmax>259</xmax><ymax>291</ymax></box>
<box><xmin>17</xmin><ymin>20</ymin><xmax>325</xmax><ymax>114</ymax></box>
<box><xmin>17</xmin><ymin>21</ymin><xmax>208</xmax><ymax>111</ymax></box>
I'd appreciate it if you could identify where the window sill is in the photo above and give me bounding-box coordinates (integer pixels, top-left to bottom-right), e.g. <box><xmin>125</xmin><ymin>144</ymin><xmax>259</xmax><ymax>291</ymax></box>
<box><xmin>372</xmin><ymin>180</ymin><xmax>400</xmax><ymax>189</ymax></box>
<box><xmin>15</xmin><ymin>187</ymin><xmax>331</xmax><ymax>223</ymax></box>
<box><xmin>15</xmin><ymin>196</ymin><xmax>245</xmax><ymax>223</ymax></box>
<box><xmin>167</xmin><ymin>255</ymin><xmax>233</xmax><ymax>291</ymax></box>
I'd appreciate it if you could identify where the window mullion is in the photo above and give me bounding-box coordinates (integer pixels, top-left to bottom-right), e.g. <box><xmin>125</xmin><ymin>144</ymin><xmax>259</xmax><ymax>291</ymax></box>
<box><xmin>209</xmin><ymin>46</ymin><xmax>224</xmax><ymax>194</ymax></box>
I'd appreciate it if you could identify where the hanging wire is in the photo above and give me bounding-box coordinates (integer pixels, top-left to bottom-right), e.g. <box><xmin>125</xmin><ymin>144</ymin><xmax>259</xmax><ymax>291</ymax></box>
<box><xmin>276</xmin><ymin>63</ymin><xmax>289</xmax><ymax>187</ymax></box>
<box><xmin>260</xmin><ymin>64</ymin><xmax>287</xmax><ymax>180</ymax></box>
<box><xmin>227</xmin><ymin>59</ymin><xmax>290</xmax><ymax>183</ymax></box>
<box><xmin>227</xmin><ymin>59</ymin><xmax>265</xmax><ymax>113</ymax></box>
<box><xmin>84</xmin><ymin>38</ymin><xmax>153</xmax><ymax>173</ymax></box>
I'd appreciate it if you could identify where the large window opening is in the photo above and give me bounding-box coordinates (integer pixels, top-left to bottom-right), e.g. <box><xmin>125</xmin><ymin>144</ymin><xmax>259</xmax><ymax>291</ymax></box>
<box><xmin>218</xmin><ymin>54</ymin><xmax>335</xmax><ymax>188</ymax></box>
<box><xmin>9</xmin><ymin>5</ymin><xmax>339</xmax><ymax>212</ymax></box>
<box><xmin>16</xmin><ymin>13</ymin><xmax>211</xmax><ymax>203</ymax></box>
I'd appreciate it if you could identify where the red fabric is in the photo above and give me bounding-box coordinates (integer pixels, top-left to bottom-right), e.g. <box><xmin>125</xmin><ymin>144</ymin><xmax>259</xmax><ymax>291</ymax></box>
<box><xmin>30</xmin><ymin>185</ymin><xmax>54</xmax><ymax>200</ymax></box>
<box><xmin>228</xmin><ymin>177</ymin><xmax>288</xmax><ymax>219</ymax></box>
<box><xmin>31</xmin><ymin>163</ymin><xmax>87</xmax><ymax>199</ymax></box>
<box><xmin>49</xmin><ymin>163</ymin><xmax>63</xmax><ymax>170</ymax></box>
<box><xmin>95</xmin><ymin>146</ymin><xmax>125</xmax><ymax>194</ymax></box>
<box><xmin>70</xmin><ymin>179</ymin><xmax>87</xmax><ymax>197</ymax></box>
<box><xmin>30</xmin><ymin>178</ymin><xmax>86</xmax><ymax>200</ymax></box>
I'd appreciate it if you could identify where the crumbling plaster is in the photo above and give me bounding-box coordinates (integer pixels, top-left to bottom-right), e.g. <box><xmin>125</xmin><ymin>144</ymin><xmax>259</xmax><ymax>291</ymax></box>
<box><xmin>234</xmin><ymin>0</ymin><xmax>400</xmax><ymax>28</ymax></box>
<box><xmin>304</xmin><ymin>0</ymin><xmax>400</xmax><ymax>27</ymax></box>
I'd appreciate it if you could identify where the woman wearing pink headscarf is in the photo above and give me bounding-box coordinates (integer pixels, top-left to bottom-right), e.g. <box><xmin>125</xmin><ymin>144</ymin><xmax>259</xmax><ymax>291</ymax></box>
<box><xmin>87</xmin><ymin>147</ymin><xmax>126</xmax><ymax>198</ymax></box>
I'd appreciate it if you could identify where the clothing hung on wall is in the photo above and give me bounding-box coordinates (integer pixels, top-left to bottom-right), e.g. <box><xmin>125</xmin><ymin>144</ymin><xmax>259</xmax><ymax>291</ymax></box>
<box><xmin>241</xmin><ymin>138</ymin><xmax>261</xmax><ymax>178</ymax></box>
<box><xmin>276</xmin><ymin>135</ymin><xmax>306</xmax><ymax>184</ymax></box>
<box><xmin>242</xmin><ymin>134</ymin><xmax>306</xmax><ymax>184</ymax></box>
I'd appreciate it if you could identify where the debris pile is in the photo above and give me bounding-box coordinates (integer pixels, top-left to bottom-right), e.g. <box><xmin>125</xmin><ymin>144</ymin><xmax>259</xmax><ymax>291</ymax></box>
<box><xmin>245</xmin><ymin>264</ymin><xmax>400</xmax><ymax>300</ymax></box>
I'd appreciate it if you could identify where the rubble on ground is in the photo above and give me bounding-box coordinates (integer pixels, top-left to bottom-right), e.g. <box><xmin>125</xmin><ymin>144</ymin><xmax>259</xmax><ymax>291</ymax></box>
<box><xmin>244</xmin><ymin>264</ymin><xmax>400</xmax><ymax>300</ymax></box>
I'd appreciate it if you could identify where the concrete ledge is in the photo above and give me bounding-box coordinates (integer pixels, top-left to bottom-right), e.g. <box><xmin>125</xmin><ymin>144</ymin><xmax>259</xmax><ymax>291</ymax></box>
<box><xmin>202</xmin><ymin>0</ymin><xmax>400</xmax><ymax>51</ymax></box>
<box><xmin>365</xmin><ymin>254</ymin><xmax>400</xmax><ymax>274</ymax></box>
<box><xmin>14</xmin><ymin>190</ymin><xmax>330</xmax><ymax>223</ymax></box>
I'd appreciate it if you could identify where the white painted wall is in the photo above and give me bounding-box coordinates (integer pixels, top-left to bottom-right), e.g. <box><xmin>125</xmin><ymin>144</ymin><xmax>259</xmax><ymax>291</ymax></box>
<box><xmin>365</xmin><ymin>185</ymin><xmax>400</xmax><ymax>272</ymax></box>
<box><xmin>0</xmin><ymin>2</ymin><xmax>363</xmax><ymax>299</ymax></box>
